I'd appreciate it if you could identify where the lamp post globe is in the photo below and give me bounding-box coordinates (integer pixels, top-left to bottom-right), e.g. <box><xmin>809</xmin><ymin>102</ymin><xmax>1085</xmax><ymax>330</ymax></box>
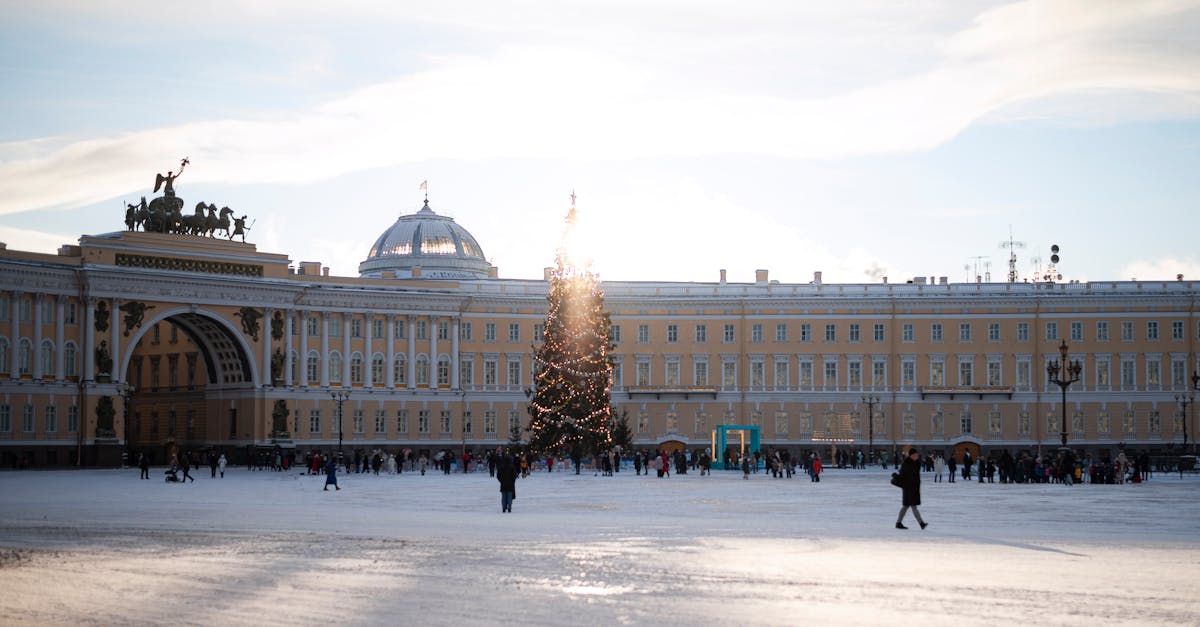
<box><xmin>1046</xmin><ymin>340</ymin><xmax>1081</xmax><ymax>450</ymax></box>
<box><xmin>330</xmin><ymin>390</ymin><xmax>350</xmax><ymax>463</ymax></box>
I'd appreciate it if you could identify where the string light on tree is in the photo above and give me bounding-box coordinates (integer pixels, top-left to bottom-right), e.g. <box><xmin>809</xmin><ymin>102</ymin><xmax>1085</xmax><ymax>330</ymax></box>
<box><xmin>526</xmin><ymin>191</ymin><xmax>616</xmax><ymax>457</ymax></box>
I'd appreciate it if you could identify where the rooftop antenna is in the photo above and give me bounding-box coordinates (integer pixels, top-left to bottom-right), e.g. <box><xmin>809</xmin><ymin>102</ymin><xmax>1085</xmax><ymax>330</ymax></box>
<box><xmin>968</xmin><ymin>256</ymin><xmax>989</xmax><ymax>283</ymax></box>
<box><xmin>1000</xmin><ymin>226</ymin><xmax>1025</xmax><ymax>283</ymax></box>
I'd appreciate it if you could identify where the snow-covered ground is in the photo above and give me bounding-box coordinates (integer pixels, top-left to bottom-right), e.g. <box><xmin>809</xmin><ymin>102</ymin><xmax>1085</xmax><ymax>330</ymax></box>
<box><xmin>1</xmin><ymin>464</ymin><xmax>1198</xmax><ymax>626</ymax></box>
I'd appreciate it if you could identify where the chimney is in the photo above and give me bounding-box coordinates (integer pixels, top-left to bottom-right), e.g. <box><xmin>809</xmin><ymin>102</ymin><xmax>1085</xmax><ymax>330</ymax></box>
<box><xmin>755</xmin><ymin>269</ymin><xmax>768</xmax><ymax>284</ymax></box>
<box><xmin>939</xmin><ymin>276</ymin><xmax>948</xmax><ymax>285</ymax></box>
<box><xmin>719</xmin><ymin>269</ymin><xmax>727</xmax><ymax>284</ymax></box>
<box><xmin>882</xmin><ymin>276</ymin><xmax>888</xmax><ymax>284</ymax></box>
<box><xmin>813</xmin><ymin>271</ymin><xmax>822</xmax><ymax>285</ymax></box>
<box><xmin>322</xmin><ymin>267</ymin><xmax>329</xmax><ymax>277</ymax></box>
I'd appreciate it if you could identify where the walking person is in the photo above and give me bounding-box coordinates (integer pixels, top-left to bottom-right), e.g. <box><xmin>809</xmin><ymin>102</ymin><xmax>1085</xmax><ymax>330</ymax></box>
<box><xmin>217</xmin><ymin>453</ymin><xmax>227</xmax><ymax>478</ymax></box>
<box><xmin>138</xmin><ymin>452</ymin><xmax>150</xmax><ymax>480</ymax></box>
<box><xmin>179</xmin><ymin>451</ymin><xmax>195</xmax><ymax>483</ymax></box>
<box><xmin>210</xmin><ymin>452</ymin><xmax>218</xmax><ymax>478</ymax></box>
<box><xmin>497</xmin><ymin>454</ymin><xmax>517</xmax><ymax>513</ymax></box>
<box><xmin>895</xmin><ymin>448</ymin><xmax>928</xmax><ymax>530</ymax></box>
<box><xmin>324</xmin><ymin>453</ymin><xmax>341</xmax><ymax>491</ymax></box>
<box><xmin>947</xmin><ymin>454</ymin><xmax>957</xmax><ymax>483</ymax></box>
<box><xmin>933</xmin><ymin>454</ymin><xmax>944</xmax><ymax>483</ymax></box>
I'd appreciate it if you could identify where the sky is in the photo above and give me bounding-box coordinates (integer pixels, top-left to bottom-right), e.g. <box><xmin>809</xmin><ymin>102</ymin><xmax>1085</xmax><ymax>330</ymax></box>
<box><xmin>1</xmin><ymin>1</ymin><xmax>1198</xmax><ymax>285</ymax></box>
<box><xmin>2</xmin><ymin>467</ymin><xmax>1198</xmax><ymax>624</ymax></box>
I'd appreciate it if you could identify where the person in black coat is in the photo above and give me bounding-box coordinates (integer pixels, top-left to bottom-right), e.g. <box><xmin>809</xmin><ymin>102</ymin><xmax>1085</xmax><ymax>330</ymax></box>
<box><xmin>896</xmin><ymin>448</ymin><xmax>927</xmax><ymax>530</ymax></box>
<box><xmin>497</xmin><ymin>455</ymin><xmax>517</xmax><ymax>513</ymax></box>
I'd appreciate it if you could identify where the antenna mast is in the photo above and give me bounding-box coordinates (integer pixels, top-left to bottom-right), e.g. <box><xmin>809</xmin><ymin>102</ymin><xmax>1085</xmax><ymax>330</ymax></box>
<box><xmin>1000</xmin><ymin>227</ymin><xmax>1026</xmax><ymax>283</ymax></box>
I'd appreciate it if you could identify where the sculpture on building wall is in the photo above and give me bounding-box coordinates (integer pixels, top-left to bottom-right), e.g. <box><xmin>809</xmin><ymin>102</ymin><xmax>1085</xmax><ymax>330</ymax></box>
<box><xmin>94</xmin><ymin>301</ymin><xmax>110</xmax><ymax>332</ymax></box>
<box><xmin>119</xmin><ymin>301</ymin><xmax>155</xmax><ymax>336</ymax></box>
<box><xmin>121</xmin><ymin>158</ymin><xmax>250</xmax><ymax>239</ymax></box>
<box><xmin>271</xmin><ymin>311</ymin><xmax>284</xmax><ymax>341</ymax></box>
<box><xmin>235</xmin><ymin>306</ymin><xmax>262</xmax><ymax>341</ymax></box>
<box><xmin>95</xmin><ymin>340</ymin><xmax>113</xmax><ymax>377</ymax></box>
<box><xmin>271</xmin><ymin>348</ymin><xmax>285</xmax><ymax>384</ymax></box>
<box><xmin>272</xmin><ymin>399</ymin><xmax>289</xmax><ymax>435</ymax></box>
<box><xmin>96</xmin><ymin>396</ymin><xmax>115</xmax><ymax>437</ymax></box>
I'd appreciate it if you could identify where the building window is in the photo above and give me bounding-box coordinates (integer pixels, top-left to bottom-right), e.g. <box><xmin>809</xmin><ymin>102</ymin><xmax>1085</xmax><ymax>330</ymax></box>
<box><xmin>44</xmin><ymin>405</ymin><xmax>57</xmax><ymax>433</ymax></box>
<box><xmin>1147</xmin><ymin>321</ymin><xmax>1159</xmax><ymax>341</ymax></box>
<box><xmin>849</xmin><ymin>324</ymin><xmax>861</xmax><ymax>343</ymax></box>
<box><xmin>1096</xmin><ymin>321</ymin><xmax>1109</xmax><ymax>342</ymax></box>
<box><xmin>931</xmin><ymin>411</ymin><xmax>944</xmax><ymax>434</ymax></box>
<box><xmin>1018</xmin><ymin>410</ymin><xmax>1031</xmax><ymax>435</ymax></box>
<box><xmin>724</xmin><ymin>324</ymin><xmax>736</xmax><ymax>343</ymax></box>
<box><xmin>902</xmin><ymin>413</ymin><xmax>916</xmax><ymax>435</ymax></box>
<box><xmin>418</xmin><ymin>410</ymin><xmax>430</xmax><ymax>434</ymax></box>
<box><xmin>751</xmin><ymin>324</ymin><xmax>763</xmax><ymax>343</ymax></box>
<box><xmin>1017</xmin><ymin>323</ymin><xmax>1029</xmax><ymax>342</ymax></box>
<box><xmin>774</xmin><ymin>361</ymin><xmax>789</xmax><ymax>390</ymax></box>
<box><xmin>989</xmin><ymin>411</ymin><xmax>1002</xmax><ymax>435</ymax></box>
<box><xmin>637</xmin><ymin>324</ymin><xmax>650</xmax><ymax>344</ymax></box>
<box><xmin>329</xmin><ymin>352</ymin><xmax>343</xmax><ymax>384</ymax></box>
<box><xmin>1045</xmin><ymin>322</ymin><xmax>1058</xmax><ymax>341</ymax></box>
<box><xmin>774</xmin><ymin>411</ymin><xmax>788</xmax><ymax>435</ymax></box>
<box><xmin>507</xmin><ymin>360</ymin><xmax>521</xmax><ymax>387</ymax></box>
<box><xmin>987</xmin><ymin>361</ymin><xmax>1002</xmax><ymax>386</ymax></box>
<box><xmin>1122</xmin><ymin>410</ymin><xmax>1135</xmax><ymax>435</ymax></box>
<box><xmin>1121</xmin><ymin>359</ymin><xmax>1136</xmax><ymax>388</ymax></box>
<box><xmin>460</xmin><ymin>322</ymin><xmax>472</xmax><ymax>341</ymax></box>
<box><xmin>440</xmin><ymin>410</ymin><xmax>452</xmax><ymax>434</ymax></box>
<box><xmin>459</xmin><ymin>358</ymin><xmax>474</xmax><ymax>387</ymax></box>
<box><xmin>901</xmin><ymin>360</ymin><xmax>915</xmax><ymax>390</ymax></box>
<box><xmin>823</xmin><ymin>361</ymin><xmax>838</xmax><ymax>390</ymax></box>
<box><xmin>484</xmin><ymin>359</ymin><xmax>497</xmax><ymax>387</ymax></box>
<box><xmin>307</xmin><ymin>352</ymin><xmax>320</xmax><ymax>384</ymax></box>
<box><xmin>666</xmin><ymin>360</ymin><xmax>680</xmax><ymax>387</ymax></box>
<box><xmin>801</xmin><ymin>324</ymin><xmax>812</xmax><ymax>343</ymax></box>
<box><xmin>824</xmin><ymin>324</ymin><xmax>836</xmax><ymax>342</ymax></box>
<box><xmin>667</xmin><ymin>324</ymin><xmax>678</xmax><ymax>343</ymax></box>
<box><xmin>611</xmin><ymin>324</ymin><xmax>622</xmax><ymax>343</ymax></box>
<box><xmin>508</xmin><ymin>323</ymin><xmax>520</xmax><ymax>343</ymax></box>
<box><xmin>799</xmin><ymin>361</ymin><xmax>814</xmax><ymax>390</ymax></box>
<box><xmin>484</xmin><ymin>410</ymin><xmax>496</xmax><ymax>435</ymax></box>
<box><xmin>1016</xmin><ymin>360</ymin><xmax>1031</xmax><ymax>389</ymax></box>
<box><xmin>508</xmin><ymin>411</ymin><xmax>522</xmax><ymax>437</ymax></box>
<box><xmin>930</xmin><ymin>323</ymin><xmax>943</xmax><ymax>342</ymax></box>
<box><xmin>350</xmin><ymin>354</ymin><xmax>364</xmax><ymax>385</ymax></box>
<box><xmin>533</xmin><ymin>323</ymin><xmax>544</xmax><ymax>342</ymax></box>
<box><xmin>438</xmin><ymin>357</ymin><xmax>451</xmax><ymax>387</ymax></box>
<box><xmin>1172</xmin><ymin>320</ymin><xmax>1184</xmax><ymax>341</ymax></box>
<box><xmin>397</xmin><ymin>409</ymin><xmax>408</xmax><ymax>434</ymax></box>
<box><xmin>693</xmin><ymin>360</ymin><xmax>708</xmax><ymax>386</ymax></box>
<box><xmin>394</xmin><ymin>355</ymin><xmax>407</xmax><ymax>386</ymax></box>
<box><xmin>68</xmin><ymin>405</ymin><xmax>79</xmax><ymax>433</ymax></box>
<box><xmin>1097</xmin><ymin>410</ymin><xmax>1110</xmax><ymax>434</ymax></box>
<box><xmin>722</xmin><ymin>361</ymin><xmax>737</xmax><ymax>390</ymax></box>
<box><xmin>1121</xmin><ymin>321</ymin><xmax>1134</xmax><ymax>341</ymax></box>
<box><xmin>485</xmin><ymin>322</ymin><xmax>496</xmax><ymax>342</ymax></box>
<box><xmin>959</xmin><ymin>323</ymin><xmax>972</xmax><ymax>342</ymax></box>
<box><xmin>750</xmin><ymin>361</ymin><xmax>765</xmax><ymax>388</ymax></box>
<box><xmin>394</xmin><ymin>318</ymin><xmax>407</xmax><ymax>339</ymax></box>
<box><xmin>1147</xmin><ymin>358</ymin><xmax>1161</xmax><ymax>389</ymax></box>
<box><xmin>798</xmin><ymin>411</ymin><xmax>813</xmax><ymax>433</ymax></box>
<box><xmin>437</xmin><ymin>320</ymin><xmax>449</xmax><ymax>341</ymax></box>
<box><xmin>371</xmin><ymin>354</ymin><xmax>385</xmax><ymax>385</ymax></box>
<box><xmin>873</xmin><ymin>323</ymin><xmax>885</xmax><ymax>342</ymax></box>
<box><xmin>960</xmin><ymin>411</ymin><xmax>972</xmax><ymax>434</ymax></box>
<box><xmin>415</xmin><ymin>320</ymin><xmax>427</xmax><ymax>340</ymax></box>
<box><xmin>329</xmin><ymin>317</ymin><xmax>341</xmax><ymax>338</ymax></box>
<box><xmin>902</xmin><ymin>323</ymin><xmax>914</xmax><ymax>343</ymax></box>
<box><xmin>353</xmin><ymin>409</ymin><xmax>365</xmax><ymax>434</ymax></box>
<box><xmin>637</xmin><ymin>412</ymin><xmax>649</xmax><ymax>434</ymax></box>
<box><xmin>1149</xmin><ymin>410</ymin><xmax>1161</xmax><ymax>434</ymax></box>
<box><xmin>1070</xmin><ymin>321</ymin><xmax>1083</xmax><ymax>342</ymax></box>
<box><xmin>309</xmin><ymin>410</ymin><xmax>321</xmax><ymax>434</ymax></box>
<box><xmin>930</xmin><ymin>360</ymin><xmax>944</xmax><ymax>387</ymax></box>
<box><xmin>777</xmin><ymin>324</ymin><xmax>789</xmax><ymax>342</ymax></box>
<box><xmin>695</xmin><ymin>412</ymin><xmax>708</xmax><ymax>434</ymax></box>
<box><xmin>462</xmin><ymin>411</ymin><xmax>473</xmax><ymax>435</ymax></box>
<box><xmin>666</xmin><ymin>411</ymin><xmax>678</xmax><ymax>433</ymax></box>
<box><xmin>847</xmin><ymin>360</ymin><xmax>862</xmax><ymax>389</ymax></box>
<box><xmin>351</xmin><ymin>318</ymin><xmax>363</xmax><ymax>338</ymax></box>
<box><xmin>695</xmin><ymin>324</ymin><xmax>707</xmax><ymax>343</ymax></box>
<box><xmin>636</xmin><ymin>361</ymin><xmax>651</xmax><ymax>386</ymax></box>
<box><xmin>374</xmin><ymin>410</ymin><xmax>386</xmax><ymax>434</ymax></box>
<box><xmin>958</xmin><ymin>360</ymin><xmax>973</xmax><ymax>386</ymax></box>
<box><xmin>415</xmin><ymin>355</ymin><xmax>429</xmax><ymax>386</ymax></box>
<box><xmin>1096</xmin><ymin>358</ymin><xmax>1110</xmax><ymax>388</ymax></box>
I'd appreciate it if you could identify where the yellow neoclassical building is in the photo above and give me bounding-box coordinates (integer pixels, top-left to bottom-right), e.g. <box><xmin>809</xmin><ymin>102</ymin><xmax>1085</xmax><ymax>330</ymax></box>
<box><xmin>1</xmin><ymin>194</ymin><xmax>1198</xmax><ymax>468</ymax></box>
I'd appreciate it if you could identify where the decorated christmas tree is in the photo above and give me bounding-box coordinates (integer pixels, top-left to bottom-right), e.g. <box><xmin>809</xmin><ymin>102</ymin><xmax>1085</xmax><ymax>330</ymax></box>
<box><xmin>526</xmin><ymin>198</ymin><xmax>615</xmax><ymax>457</ymax></box>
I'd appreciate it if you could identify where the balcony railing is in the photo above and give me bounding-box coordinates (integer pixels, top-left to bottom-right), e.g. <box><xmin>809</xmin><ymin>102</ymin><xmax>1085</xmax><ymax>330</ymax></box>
<box><xmin>918</xmin><ymin>385</ymin><xmax>1014</xmax><ymax>400</ymax></box>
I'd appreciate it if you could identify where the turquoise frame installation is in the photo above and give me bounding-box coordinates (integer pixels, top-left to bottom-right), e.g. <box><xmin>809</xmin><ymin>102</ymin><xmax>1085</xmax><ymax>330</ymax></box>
<box><xmin>711</xmin><ymin>424</ymin><xmax>761</xmax><ymax>465</ymax></box>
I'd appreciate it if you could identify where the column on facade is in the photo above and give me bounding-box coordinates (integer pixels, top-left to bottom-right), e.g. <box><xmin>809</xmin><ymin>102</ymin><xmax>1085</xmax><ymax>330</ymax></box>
<box><xmin>83</xmin><ymin>296</ymin><xmax>95</xmax><ymax>381</ymax></box>
<box><xmin>320</xmin><ymin>312</ymin><xmax>330</xmax><ymax>388</ymax></box>
<box><xmin>429</xmin><ymin>315</ymin><xmax>438</xmax><ymax>390</ymax></box>
<box><xmin>284</xmin><ymin>309</ymin><xmax>295</xmax><ymax>387</ymax></box>
<box><xmin>55</xmin><ymin>297</ymin><xmax>65</xmax><ymax>380</ymax></box>
<box><xmin>451</xmin><ymin>318</ymin><xmax>460</xmax><ymax>389</ymax></box>
<box><xmin>385</xmin><ymin>314</ymin><xmax>395</xmax><ymax>387</ymax></box>
<box><xmin>109</xmin><ymin>298</ymin><xmax>120</xmax><ymax>379</ymax></box>
<box><xmin>33</xmin><ymin>294</ymin><xmax>43</xmax><ymax>379</ymax></box>
<box><xmin>262</xmin><ymin>307</ymin><xmax>272</xmax><ymax>387</ymax></box>
<box><xmin>407</xmin><ymin>317</ymin><xmax>416</xmax><ymax>389</ymax></box>
<box><xmin>9</xmin><ymin>290</ymin><xmax>19</xmax><ymax>380</ymax></box>
<box><xmin>364</xmin><ymin>311</ymin><xmax>374</xmax><ymax>387</ymax></box>
<box><xmin>298</xmin><ymin>310</ymin><xmax>308</xmax><ymax>387</ymax></box>
<box><xmin>342</xmin><ymin>314</ymin><xmax>351</xmax><ymax>386</ymax></box>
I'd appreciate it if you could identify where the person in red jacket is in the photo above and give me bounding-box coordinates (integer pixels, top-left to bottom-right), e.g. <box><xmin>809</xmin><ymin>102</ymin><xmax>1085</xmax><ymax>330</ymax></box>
<box><xmin>810</xmin><ymin>455</ymin><xmax>823</xmax><ymax>482</ymax></box>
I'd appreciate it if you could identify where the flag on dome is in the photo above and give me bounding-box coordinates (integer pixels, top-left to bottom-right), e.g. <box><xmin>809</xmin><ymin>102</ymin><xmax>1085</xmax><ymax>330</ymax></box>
<box><xmin>419</xmin><ymin>180</ymin><xmax>427</xmax><ymax>191</ymax></box>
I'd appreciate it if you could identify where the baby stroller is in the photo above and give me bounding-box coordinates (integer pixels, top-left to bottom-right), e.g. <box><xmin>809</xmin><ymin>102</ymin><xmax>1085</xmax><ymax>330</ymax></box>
<box><xmin>164</xmin><ymin>466</ymin><xmax>181</xmax><ymax>482</ymax></box>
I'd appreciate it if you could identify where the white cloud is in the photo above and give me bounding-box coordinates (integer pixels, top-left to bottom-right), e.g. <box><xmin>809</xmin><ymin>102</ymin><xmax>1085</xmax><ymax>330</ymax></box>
<box><xmin>1116</xmin><ymin>257</ymin><xmax>1200</xmax><ymax>282</ymax></box>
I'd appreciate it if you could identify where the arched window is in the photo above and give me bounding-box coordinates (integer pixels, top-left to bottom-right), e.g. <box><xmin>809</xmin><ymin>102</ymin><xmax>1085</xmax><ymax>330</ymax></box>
<box><xmin>394</xmin><ymin>355</ymin><xmax>407</xmax><ymax>386</ymax></box>
<box><xmin>64</xmin><ymin>343</ymin><xmax>77</xmax><ymax>378</ymax></box>
<box><xmin>306</xmin><ymin>351</ymin><xmax>320</xmax><ymax>384</ymax></box>
<box><xmin>371</xmin><ymin>353</ymin><xmax>385</xmax><ymax>386</ymax></box>
<box><xmin>350</xmin><ymin>352</ymin><xmax>364</xmax><ymax>385</ymax></box>
<box><xmin>40</xmin><ymin>340</ymin><xmax>54</xmax><ymax>377</ymax></box>
<box><xmin>18</xmin><ymin>339</ymin><xmax>31</xmax><ymax>376</ymax></box>
<box><xmin>329</xmin><ymin>352</ymin><xmax>343</xmax><ymax>384</ymax></box>
<box><xmin>437</xmin><ymin>355</ymin><xmax>451</xmax><ymax>387</ymax></box>
<box><xmin>415</xmin><ymin>355</ymin><xmax>429</xmax><ymax>386</ymax></box>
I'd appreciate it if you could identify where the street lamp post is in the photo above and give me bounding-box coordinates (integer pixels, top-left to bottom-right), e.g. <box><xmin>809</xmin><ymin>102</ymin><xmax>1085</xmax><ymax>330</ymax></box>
<box><xmin>862</xmin><ymin>395</ymin><xmax>879</xmax><ymax>465</ymax></box>
<box><xmin>118</xmin><ymin>383</ymin><xmax>135</xmax><ymax>468</ymax></box>
<box><xmin>1176</xmin><ymin>390</ymin><xmax>1193</xmax><ymax>452</ymax></box>
<box><xmin>1046</xmin><ymin>340</ymin><xmax>1082</xmax><ymax>450</ymax></box>
<box><xmin>330</xmin><ymin>390</ymin><xmax>350</xmax><ymax>463</ymax></box>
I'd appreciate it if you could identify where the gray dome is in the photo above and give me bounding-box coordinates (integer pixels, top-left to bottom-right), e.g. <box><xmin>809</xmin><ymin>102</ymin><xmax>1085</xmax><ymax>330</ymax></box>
<box><xmin>359</xmin><ymin>200</ymin><xmax>491</xmax><ymax>279</ymax></box>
